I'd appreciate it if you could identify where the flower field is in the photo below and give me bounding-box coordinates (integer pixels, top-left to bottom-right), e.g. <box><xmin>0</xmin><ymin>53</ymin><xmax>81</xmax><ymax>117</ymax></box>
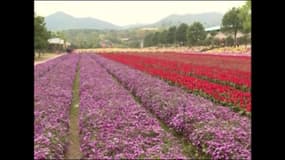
<box><xmin>34</xmin><ymin>54</ymin><xmax>80</xmax><ymax>159</ymax></box>
<box><xmin>34</xmin><ymin>52</ymin><xmax>251</xmax><ymax>159</ymax></box>
<box><xmin>99</xmin><ymin>52</ymin><xmax>251</xmax><ymax>112</ymax></box>
<box><xmin>34</xmin><ymin>54</ymin><xmax>68</xmax><ymax>80</ymax></box>
<box><xmin>79</xmin><ymin>55</ymin><xmax>187</xmax><ymax>159</ymax></box>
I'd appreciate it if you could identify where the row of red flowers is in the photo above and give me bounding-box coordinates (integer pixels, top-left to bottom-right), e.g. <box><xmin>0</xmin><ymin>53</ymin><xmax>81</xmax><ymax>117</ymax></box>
<box><xmin>114</xmin><ymin>53</ymin><xmax>251</xmax><ymax>90</ymax></box>
<box><xmin>133</xmin><ymin>52</ymin><xmax>251</xmax><ymax>72</ymax></box>
<box><xmin>100</xmin><ymin>53</ymin><xmax>251</xmax><ymax>112</ymax></box>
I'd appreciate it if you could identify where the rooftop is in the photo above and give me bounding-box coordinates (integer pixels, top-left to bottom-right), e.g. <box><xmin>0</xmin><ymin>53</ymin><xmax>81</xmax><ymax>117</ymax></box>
<box><xmin>48</xmin><ymin>38</ymin><xmax>64</xmax><ymax>44</ymax></box>
<box><xmin>205</xmin><ymin>25</ymin><xmax>221</xmax><ymax>32</ymax></box>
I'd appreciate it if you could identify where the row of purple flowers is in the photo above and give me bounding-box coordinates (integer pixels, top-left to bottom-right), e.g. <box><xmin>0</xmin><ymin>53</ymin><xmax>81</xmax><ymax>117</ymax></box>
<box><xmin>34</xmin><ymin>54</ymin><xmax>69</xmax><ymax>81</ymax></box>
<box><xmin>34</xmin><ymin>54</ymin><xmax>80</xmax><ymax>159</ymax></box>
<box><xmin>79</xmin><ymin>54</ymin><xmax>187</xmax><ymax>159</ymax></box>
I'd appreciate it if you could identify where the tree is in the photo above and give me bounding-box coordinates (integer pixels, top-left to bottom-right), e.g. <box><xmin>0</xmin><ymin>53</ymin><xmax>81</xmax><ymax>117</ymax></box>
<box><xmin>34</xmin><ymin>16</ymin><xmax>50</xmax><ymax>57</ymax></box>
<box><xmin>129</xmin><ymin>40</ymin><xmax>140</xmax><ymax>48</ymax></box>
<box><xmin>221</xmin><ymin>7</ymin><xmax>243</xmax><ymax>47</ymax></box>
<box><xmin>152</xmin><ymin>32</ymin><xmax>160</xmax><ymax>46</ymax></box>
<box><xmin>51</xmin><ymin>31</ymin><xmax>66</xmax><ymax>40</ymax></box>
<box><xmin>187</xmin><ymin>22</ymin><xmax>207</xmax><ymax>46</ymax></box>
<box><xmin>159</xmin><ymin>30</ymin><xmax>168</xmax><ymax>46</ymax></box>
<box><xmin>144</xmin><ymin>33</ymin><xmax>154</xmax><ymax>47</ymax></box>
<box><xmin>239</xmin><ymin>1</ymin><xmax>251</xmax><ymax>33</ymax></box>
<box><xmin>176</xmin><ymin>23</ymin><xmax>188</xmax><ymax>46</ymax></box>
<box><xmin>238</xmin><ymin>1</ymin><xmax>251</xmax><ymax>47</ymax></box>
<box><xmin>167</xmin><ymin>26</ymin><xmax>176</xmax><ymax>45</ymax></box>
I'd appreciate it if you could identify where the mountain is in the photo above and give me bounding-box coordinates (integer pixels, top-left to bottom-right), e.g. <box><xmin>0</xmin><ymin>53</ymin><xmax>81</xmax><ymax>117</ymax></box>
<box><xmin>44</xmin><ymin>11</ymin><xmax>223</xmax><ymax>31</ymax></box>
<box><xmin>45</xmin><ymin>11</ymin><xmax>121</xmax><ymax>31</ymax></box>
<box><xmin>147</xmin><ymin>12</ymin><xmax>223</xmax><ymax>28</ymax></box>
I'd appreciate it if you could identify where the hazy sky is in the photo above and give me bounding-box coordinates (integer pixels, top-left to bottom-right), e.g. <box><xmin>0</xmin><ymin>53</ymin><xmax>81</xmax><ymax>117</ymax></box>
<box><xmin>35</xmin><ymin>1</ymin><xmax>246</xmax><ymax>26</ymax></box>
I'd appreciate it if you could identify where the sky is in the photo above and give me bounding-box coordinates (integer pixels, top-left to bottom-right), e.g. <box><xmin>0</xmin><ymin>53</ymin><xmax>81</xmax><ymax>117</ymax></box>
<box><xmin>34</xmin><ymin>1</ymin><xmax>246</xmax><ymax>26</ymax></box>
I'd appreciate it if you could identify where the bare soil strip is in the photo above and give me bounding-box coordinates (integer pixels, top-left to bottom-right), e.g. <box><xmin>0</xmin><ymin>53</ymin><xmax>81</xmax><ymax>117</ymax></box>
<box><xmin>65</xmin><ymin>60</ymin><xmax>82</xmax><ymax>159</ymax></box>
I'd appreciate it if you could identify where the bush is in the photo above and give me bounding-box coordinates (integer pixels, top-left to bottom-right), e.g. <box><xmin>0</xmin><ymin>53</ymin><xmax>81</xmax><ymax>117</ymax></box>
<box><xmin>238</xmin><ymin>35</ymin><xmax>250</xmax><ymax>45</ymax></box>
<box><xmin>205</xmin><ymin>36</ymin><xmax>215</xmax><ymax>46</ymax></box>
<box><xmin>213</xmin><ymin>38</ymin><xmax>221</xmax><ymax>47</ymax></box>
<box><xmin>225</xmin><ymin>36</ymin><xmax>234</xmax><ymax>46</ymax></box>
<box><xmin>66</xmin><ymin>48</ymin><xmax>73</xmax><ymax>53</ymax></box>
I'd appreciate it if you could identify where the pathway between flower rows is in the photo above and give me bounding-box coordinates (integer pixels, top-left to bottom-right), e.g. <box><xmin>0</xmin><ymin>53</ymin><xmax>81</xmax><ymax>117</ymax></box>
<box><xmin>65</xmin><ymin>58</ymin><xmax>82</xmax><ymax>159</ymax></box>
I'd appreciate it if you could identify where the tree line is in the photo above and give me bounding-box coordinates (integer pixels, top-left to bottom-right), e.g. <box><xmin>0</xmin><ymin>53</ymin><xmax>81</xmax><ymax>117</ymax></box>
<box><xmin>144</xmin><ymin>22</ymin><xmax>207</xmax><ymax>47</ymax></box>
<box><xmin>34</xmin><ymin>16</ymin><xmax>51</xmax><ymax>57</ymax></box>
<box><xmin>144</xmin><ymin>1</ymin><xmax>251</xmax><ymax>48</ymax></box>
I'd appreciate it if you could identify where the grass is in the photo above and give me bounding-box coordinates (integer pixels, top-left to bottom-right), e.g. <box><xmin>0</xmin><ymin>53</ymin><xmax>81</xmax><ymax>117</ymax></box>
<box><xmin>64</xmin><ymin>60</ymin><xmax>82</xmax><ymax>159</ymax></box>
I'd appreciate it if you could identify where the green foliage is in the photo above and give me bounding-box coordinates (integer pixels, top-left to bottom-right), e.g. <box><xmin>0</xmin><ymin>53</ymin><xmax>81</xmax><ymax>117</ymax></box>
<box><xmin>144</xmin><ymin>33</ymin><xmax>154</xmax><ymax>47</ymax></box>
<box><xmin>152</xmin><ymin>32</ymin><xmax>160</xmax><ymax>46</ymax></box>
<box><xmin>239</xmin><ymin>1</ymin><xmax>251</xmax><ymax>33</ymax></box>
<box><xmin>222</xmin><ymin>7</ymin><xmax>243</xmax><ymax>46</ymax></box>
<box><xmin>34</xmin><ymin>16</ymin><xmax>51</xmax><ymax>52</ymax></box>
<box><xmin>237</xmin><ymin>35</ymin><xmax>250</xmax><ymax>45</ymax></box>
<box><xmin>62</xmin><ymin>29</ymin><xmax>103</xmax><ymax>48</ymax></box>
<box><xmin>186</xmin><ymin>22</ymin><xmax>207</xmax><ymax>46</ymax></box>
<box><xmin>209</xmin><ymin>30</ymin><xmax>218</xmax><ymax>37</ymax></box>
<box><xmin>225</xmin><ymin>36</ymin><xmax>234</xmax><ymax>46</ymax></box>
<box><xmin>61</xmin><ymin>28</ymin><xmax>151</xmax><ymax>48</ymax></box>
<box><xmin>222</xmin><ymin>8</ymin><xmax>243</xmax><ymax>34</ymax></box>
<box><xmin>159</xmin><ymin>30</ymin><xmax>168</xmax><ymax>45</ymax></box>
<box><xmin>176</xmin><ymin>23</ymin><xmax>188</xmax><ymax>45</ymax></box>
<box><xmin>213</xmin><ymin>38</ymin><xmax>221</xmax><ymax>46</ymax></box>
<box><xmin>128</xmin><ymin>40</ymin><xmax>140</xmax><ymax>48</ymax></box>
<box><xmin>51</xmin><ymin>31</ymin><xmax>66</xmax><ymax>40</ymax></box>
<box><xmin>203</xmin><ymin>36</ymin><xmax>213</xmax><ymax>46</ymax></box>
<box><xmin>167</xmin><ymin>26</ymin><xmax>176</xmax><ymax>44</ymax></box>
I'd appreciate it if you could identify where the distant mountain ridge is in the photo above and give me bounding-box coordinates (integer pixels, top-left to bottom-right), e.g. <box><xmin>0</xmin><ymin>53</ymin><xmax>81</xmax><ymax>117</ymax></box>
<box><xmin>44</xmin><ymin>11</ymin><xmax>223</xmax><ymax>31</ymax></box>
<box><xmin>148</xmin><ymin>12</ymin><xmax>223</xmax><ymax>28</ymax></box>
<box><xmin>45</xmin><ymin>11</ymin><xmax>121</xmax><ymax>31</ymax></box>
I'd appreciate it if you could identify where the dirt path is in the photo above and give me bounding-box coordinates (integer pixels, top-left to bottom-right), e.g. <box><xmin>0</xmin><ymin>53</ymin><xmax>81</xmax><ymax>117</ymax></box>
<box><xmin>65</xmin><ymin>60</ymin><xmax>82</xmax><ymax>159</ymax></box>
<box><xmin>34</xmin><ymin>54</ymin><xmax>65</xmax><ymax>66</ymax></box>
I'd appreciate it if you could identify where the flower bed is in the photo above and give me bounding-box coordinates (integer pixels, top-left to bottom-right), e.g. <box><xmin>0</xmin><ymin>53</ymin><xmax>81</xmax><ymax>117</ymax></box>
<box><xmin>34</xmin><ymin>54</ymin><xmax>80</xmax><ymax>159</ymax></box>
<box><xmin>93</xmin><ymin>54</ymin><xmax>251</xmax><ymax>160</ymax></box>
<box><xmin>79</xmin><ymin>54</ymin><xmax>187</xmax><ymax>159</ymax></box>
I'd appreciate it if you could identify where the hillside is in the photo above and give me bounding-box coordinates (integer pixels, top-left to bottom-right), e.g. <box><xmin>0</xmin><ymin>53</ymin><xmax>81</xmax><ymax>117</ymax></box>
<box><xmin>147</xmin><ymin>12</ymin><xmax>223</xmax><ymax>28</ymax></box>
<box><xmin>45</xmin><ymin>11</ymin><xmax>121</xmax><ymax>31</ymax></box>
<box><xmin>44</xmin><ymin>11</ymin><xmax>223</xmax><ymax>31</ymax></box>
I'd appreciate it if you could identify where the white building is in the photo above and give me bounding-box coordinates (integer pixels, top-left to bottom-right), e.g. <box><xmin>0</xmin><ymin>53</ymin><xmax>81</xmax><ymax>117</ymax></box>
<box><xmin>205</xmin><ymin>25</ymin><xmax>221</xmax><ymax>32</ymax></box>
<box><xmin>48</xmin><ymin>38</ymin><xmax>71</xmax><ymax>48</ymax></box>
<box><xmin>140</xmin><ymin>27</ymin><xmax>158</xmax><ymax>31</ymax></box>
<box><xmin>205</xmin><ymin>25</ymin><xmax>245</xmax><ymax>39</ymax></box>
<box><xmin>48</xmin><ymin>38</ymin><xmax>64</xmax><ymax>45</ymax></box>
